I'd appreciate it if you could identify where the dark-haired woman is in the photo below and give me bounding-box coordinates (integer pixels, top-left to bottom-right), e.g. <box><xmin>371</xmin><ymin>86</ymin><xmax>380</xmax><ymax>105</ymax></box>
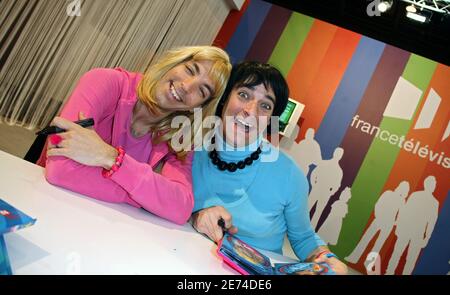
<box><xmin>191</xmin><ymin>61</ymin><xmax>348</xmax><ymax>274</ymax></box>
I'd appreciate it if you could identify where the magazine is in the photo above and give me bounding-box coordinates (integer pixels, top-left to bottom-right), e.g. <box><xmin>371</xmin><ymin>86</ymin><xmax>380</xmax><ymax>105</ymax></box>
<box><xmin>0</xmin><ymin>198</ymin><xmax>37</xmax><ymax>274</ymax></box>
<box><xmin>217</xmin><ymin>232</ymin><xmax>335</xmax><ymax>275</ymax></box>
<box><xmin>0</xmin><ymin>199</ymin><xmax>36</xmax><ymax>234</ymax></box>
<box><xmin>0</xmin><ymin>235</ymin><xmax>12</xmax><ymax>275</ymax></box>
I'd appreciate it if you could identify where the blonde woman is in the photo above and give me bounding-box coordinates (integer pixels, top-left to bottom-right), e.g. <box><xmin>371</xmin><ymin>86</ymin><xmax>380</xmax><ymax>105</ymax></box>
<box><xmin>37</xmin><ymin>46</ymin><xmax>231</xmax><ymax>224</ymax></box>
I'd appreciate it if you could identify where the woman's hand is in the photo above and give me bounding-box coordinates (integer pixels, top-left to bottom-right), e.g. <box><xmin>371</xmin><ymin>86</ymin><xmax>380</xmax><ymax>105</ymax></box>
<box><xmin>314</xmin><ymin>254</ymin><xmax>348</xmax><ymax>275</ymax></box>
<box><xmin>192</xmin><ymin>206</ymin><xmax>238</xmax><ymax>243</ymax></box>
<box><xmin>47</xmin><ymin>112</ymin><xmax>118</xmax><ymax>169</ymax></box>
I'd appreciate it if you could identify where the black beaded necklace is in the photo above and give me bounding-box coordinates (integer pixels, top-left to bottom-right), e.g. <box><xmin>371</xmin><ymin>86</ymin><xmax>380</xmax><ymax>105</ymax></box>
<box><xmin>208</xmin><ymin>136</ymin><xmax>261</xmax><ymax>172</ymax></box>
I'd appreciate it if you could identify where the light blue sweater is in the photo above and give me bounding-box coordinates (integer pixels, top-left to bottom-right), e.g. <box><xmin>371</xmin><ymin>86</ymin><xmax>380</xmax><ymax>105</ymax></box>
<box><xmin>192</xmin><ymin>133</ymin><xmax>325</xmax><ymax>261</ymax></box>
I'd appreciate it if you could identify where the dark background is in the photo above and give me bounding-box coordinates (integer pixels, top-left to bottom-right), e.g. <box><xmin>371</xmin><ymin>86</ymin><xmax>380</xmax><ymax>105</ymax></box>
<box><xmin>265</xmin><ymin>0</ymin><xmax>450</xmax><ymax>66</ymax></box>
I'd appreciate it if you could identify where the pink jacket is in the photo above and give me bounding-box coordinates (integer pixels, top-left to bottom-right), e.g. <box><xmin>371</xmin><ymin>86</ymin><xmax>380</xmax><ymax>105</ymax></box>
<box><xmin>38</xmin><ymin>68</ymin><xmax>194</xmax><ymax>225</ymax></box>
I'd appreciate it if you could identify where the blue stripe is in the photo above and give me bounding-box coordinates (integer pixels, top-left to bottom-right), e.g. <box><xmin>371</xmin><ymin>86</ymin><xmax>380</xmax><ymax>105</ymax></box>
<box><xmin>315</xmin><ymin>37</ymin><xmax>386</xmax><ymax>159</ymax></box>
<box><xmin>413</xmin><ymin>190</ymin><xmax>450</xmax><ymax>275</ymax></box>
<box><xmin>225</xmin><ymin>0</ymin><xmax>272</xmax><ymax>64</ymax></box>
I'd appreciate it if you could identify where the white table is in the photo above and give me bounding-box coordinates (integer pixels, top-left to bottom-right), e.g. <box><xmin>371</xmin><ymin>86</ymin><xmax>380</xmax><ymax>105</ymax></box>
<box><xmin>0</xmin><ymin>150</ymin><xmax>294</xmax><ymax>275</ymax></box>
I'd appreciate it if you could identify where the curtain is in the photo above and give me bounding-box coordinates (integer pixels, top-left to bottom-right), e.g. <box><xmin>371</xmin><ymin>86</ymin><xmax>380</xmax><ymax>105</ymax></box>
<box><xmin>0</xmin><ymin>0</ymin><xmax>230</xmax><ymax>129</ymax></box>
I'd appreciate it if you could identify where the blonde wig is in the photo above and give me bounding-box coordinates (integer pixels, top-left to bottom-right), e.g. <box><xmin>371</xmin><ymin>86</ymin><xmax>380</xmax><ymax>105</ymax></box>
<box><xmin>136</xmin><ymin>46</ymin><xmax>231</xmax><ymax>160</ymax></box>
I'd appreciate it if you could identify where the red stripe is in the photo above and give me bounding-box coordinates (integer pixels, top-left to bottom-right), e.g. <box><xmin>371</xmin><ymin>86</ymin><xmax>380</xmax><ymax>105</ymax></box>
<box><xmin>212</xmin><ymin>0</ymin><xmax>251</xmax><ymax>49</ymax></box>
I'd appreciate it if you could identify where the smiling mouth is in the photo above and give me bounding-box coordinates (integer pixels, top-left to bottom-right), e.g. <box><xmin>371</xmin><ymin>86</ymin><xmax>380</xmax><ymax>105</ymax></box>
<box><xmin>170</xmin><ymin>82</ymin><xmax>182</xmax><ymax>102</ymax></box>
<box><xmin>235</xmin><ymin>117</ymin><xmax>253</xmax><ymax>133</ymax></box>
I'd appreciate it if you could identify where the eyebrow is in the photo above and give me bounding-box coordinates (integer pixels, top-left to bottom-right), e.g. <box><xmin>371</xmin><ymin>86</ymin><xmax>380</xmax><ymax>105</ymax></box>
<box><xmin>193</xmin><ymin>61</ymin><xmax>214</xmax><ymax>98</ymax></box>
<box><xmin>243</xmin><ymin>85</ymin><xmax>276</xmax><ymax>105</ymax></box>
<box><xmin>265</xmin><ymin>94</ymin><xmax>276</xmax><ymax>105</ymax></box>
<box><xmin>193</xmin><ymin>62</ymin><xmax>200</xmax><ymax>75</ymax></box>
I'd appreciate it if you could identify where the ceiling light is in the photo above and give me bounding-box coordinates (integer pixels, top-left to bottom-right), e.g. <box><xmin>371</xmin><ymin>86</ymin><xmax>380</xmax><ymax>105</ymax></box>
<box><xmin>378</xmin><ymin>1</ymin><xmax>393</xmax><ymax>13</ymax></box>
<box><xmin>406</xmin><ymin>4</ymin><xmax>417</xmax><ymax>13</ymax></box>
<box><xmin>399</xmin><ymin>0</ymin><xmax>450</xmax><ymax>14</ymax></box>
<box><xmin>406</xmin><ymin>11</ymin><xmax>427</xmax><ymax>22</ymax></box>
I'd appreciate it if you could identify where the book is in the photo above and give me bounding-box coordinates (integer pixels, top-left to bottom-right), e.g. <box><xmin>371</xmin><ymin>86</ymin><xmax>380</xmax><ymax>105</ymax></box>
<box><xmin>0</xmin><ymin>235</ymin><xmax>12</xmax><ymax>275</ymax></box>
<box><xmin>0</xmin><ymin>199</ymin><xmax>36</xmax><ymax>235</ymax></box>
<box><xmin>0</xmin><ymin>199</ymin><xmax>37</xmax><ymax>275</ymax></box>
<box><xmin>217</xmin><ymin>232</ymin><xmax>335</xmax><ymax>275</ymax></box>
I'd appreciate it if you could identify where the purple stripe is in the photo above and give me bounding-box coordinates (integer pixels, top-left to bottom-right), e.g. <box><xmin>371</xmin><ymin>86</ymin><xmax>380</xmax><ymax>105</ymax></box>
<box><xmin>245</xmin><ymin>4</ymin><xmax>292</xmax><ymax>63</ymax></box>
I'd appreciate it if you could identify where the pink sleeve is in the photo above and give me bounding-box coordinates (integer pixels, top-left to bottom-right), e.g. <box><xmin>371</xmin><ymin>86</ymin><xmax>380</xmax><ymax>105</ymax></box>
<box><xmin>44</xmin><ymin>68</ymin><xmax>194</xmax><ymax>225</ymax></box>
<box><xmin>46</xmin><ymin>151</ymin><xmax>195</xmax><ymax>225</ymax></box>
<box><xmin>45</xmin><ymin>159</ymin><xmax>130</xmax><ymax>203</ymax></box>
<box><xmin>56</xmin><ymin>68</ymin><xmax>121</xmax><ymax>122</ymax></box>
<box><xmin>35</xmin><ymin>68</ymin><xmax>119</xmax><ymax>167</ymax></box>
<box><xmin>45</xmin><ymin>67</ymin><xmax>130</xmax><ymax>199</ymax></box>
<box><xmin>110</xmin><ymin>151</ymin><xmax>195</xmax><ymax>225</ymax></box>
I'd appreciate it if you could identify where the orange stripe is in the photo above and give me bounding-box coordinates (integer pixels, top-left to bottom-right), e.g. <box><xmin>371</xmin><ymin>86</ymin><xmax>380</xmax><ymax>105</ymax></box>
<box><xmin>382</xmin><ymin>63</ymin><xmax>450</xmax><ymax>205</ymax></box>
<box><xmin>412</xmin><ymin>63</ymin><xmax>450</xmax><ymax>205</ymax></box>
<box><xmin>286</xmin><ymin>20</ymin><xmax>337</xmax><ymax>104</ymax></box>
<box><xmin>295</xmin><ymin>28</ymin><xmax>360</xmax><ymax>142</ymax></box>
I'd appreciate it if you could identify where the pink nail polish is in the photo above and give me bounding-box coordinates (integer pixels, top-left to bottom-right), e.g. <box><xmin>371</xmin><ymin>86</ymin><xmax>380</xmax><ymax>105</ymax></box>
<box><xmin>49</xmin><ymin>135</ymin><xmax>62</xmax><ymax>145</ymax></box>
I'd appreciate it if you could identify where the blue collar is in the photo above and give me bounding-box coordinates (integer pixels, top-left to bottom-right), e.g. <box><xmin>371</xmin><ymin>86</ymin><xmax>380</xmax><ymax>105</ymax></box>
<box><xmin>213</xmin><ymin>131</ymin><xmax>262</xmax><ymax>162</ymax></box>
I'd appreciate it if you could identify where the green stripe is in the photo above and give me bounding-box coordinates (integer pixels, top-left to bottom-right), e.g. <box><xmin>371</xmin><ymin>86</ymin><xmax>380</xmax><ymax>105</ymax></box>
<box><xmin>267</xmin><ymin>12</ymin><xmax>314</xmax><ymax>76</ymax></box>
<box><xmin>331</xmin><ymin>54</ymin><xmax>437</xmax><ymax>259</ymax></box>
<box><xmin>403</xmin><ymin>54</ymin><xmax>438</xmax><ymax>90</ymax></box>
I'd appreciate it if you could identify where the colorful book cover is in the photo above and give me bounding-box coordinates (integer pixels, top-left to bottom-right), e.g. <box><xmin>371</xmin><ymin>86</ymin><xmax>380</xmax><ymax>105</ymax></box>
<box><xmin>0</xmin><ymin>235</ymin><xmax>12</xmax><ymax>275</ymax></box>
<box><xmin>0</xmin><ymin>199</ymin><xmax>36</xmax><ymax>275</ymax></box>
<box><xmin>274</xmin><ymin>262</ymin><xmax>335</xmax><ymax>275</ymax></box>
<box><xmin>0</xmin><ymin>199</ymin><xmax>36</xmax><ymax>235</ymax></box>
<box><xmin>217</xmin><ymin>233</ymin><xmax>335</xmax><ymax>275</ymax></box>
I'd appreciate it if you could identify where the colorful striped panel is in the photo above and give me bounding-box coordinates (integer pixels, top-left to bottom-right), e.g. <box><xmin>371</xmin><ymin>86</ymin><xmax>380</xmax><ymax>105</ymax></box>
<box><xmin>314</xmin><ymin>37</ymin><xmax>386</xmax><ymax>159</ymax></box>
<box><xmin>350</xmin><ymin>62</ymin><xmax>449</xmax><ymax>274</ymax></box>
<box><xmin>286</xmin><ymin>20</ymin><xmax>337</xmax><ymax>103</ymax></box>
<box><xmin>332</xmin><ymin>54</ymin><xmax>437</xmax><ymax>259</ymax></box>
<box><xmin>268</xmin><ymin>12</ymin><xmax>314</xmax><ymax>76</ymax></box>
<box><xmin>413</xmin><ymin>191</ymin><xmax>450</xmax><ymax>275</ymax></box>
<box><xmin>294</xmin><ymin>28</ymin><xmax>360</xmax><ymax>142</ymax></box>
<box><xmin>404</xmin><ymin>65</ymin><xmax>450</xmax><ymax>274</ymax></box>
<box><xmin>408</xmin><ymin>63</ymin><xmax>450</xmax><ymax>199</ymax></box>
<box><xmin>245</xmin><ymin>4</ymin><xmax>292</xmax><ymax>63</ymax></box>
<box><xmin>225</xmin><ymin>0</ymin><xmax>272</xmax><ymax>63</ymax></box>
<box><xmin>380</xmin><ymin>63</ymin><xmax>449</xmax><ymax>215</ymax></box>
<box><xmin>316</xmin><ymin>45</ymin><xmax>410</xmax><ymax>229</ymax></box>
<box><xmin>213</xmin><ymin>0</ymin><xmax>251</xmax><ymax>49</ymax></box>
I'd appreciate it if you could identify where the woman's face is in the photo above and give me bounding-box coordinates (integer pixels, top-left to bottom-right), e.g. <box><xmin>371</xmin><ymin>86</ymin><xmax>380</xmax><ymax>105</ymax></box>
<box><xmin>154</xmin><ymin>59</ymin><xmax>215</xmax><ymax>112</ymax></box>
<box><xmin>222</xmin><ymin>83</ymin><xmax>275</xmax><ymax>147</ymax></box>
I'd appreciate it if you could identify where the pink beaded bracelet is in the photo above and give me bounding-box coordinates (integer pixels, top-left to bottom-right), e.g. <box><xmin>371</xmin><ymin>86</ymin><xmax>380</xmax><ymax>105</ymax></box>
<box><xmin>102</xmin><ymin>146</ymin><xmax>125</xmax><ymax>178</ymax></box>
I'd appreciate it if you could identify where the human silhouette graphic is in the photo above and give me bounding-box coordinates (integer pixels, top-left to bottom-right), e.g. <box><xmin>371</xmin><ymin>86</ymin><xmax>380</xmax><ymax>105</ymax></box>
<box><xmin>279</xmin><ymin>126</ymin><xmax>322</xmax><ymax>176</ymax></box>
<box><xmin>308</xmin><ymin>147</ymin><xmax>344</xmax><ymax>230</ymax></box>
<box><xmin>385</xmin><ymin>176</ymin><xmax>439</xmax><ymax>275</ymax></box>
<box><xmin>317</xmin><ymin>187</ymin><xmax>352</xmax><ymax>245</ymax></box>
<box><xmin>345</xmin><ymin>181</ymin><xmax>410</xmax><ymax>264</ymax></box>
